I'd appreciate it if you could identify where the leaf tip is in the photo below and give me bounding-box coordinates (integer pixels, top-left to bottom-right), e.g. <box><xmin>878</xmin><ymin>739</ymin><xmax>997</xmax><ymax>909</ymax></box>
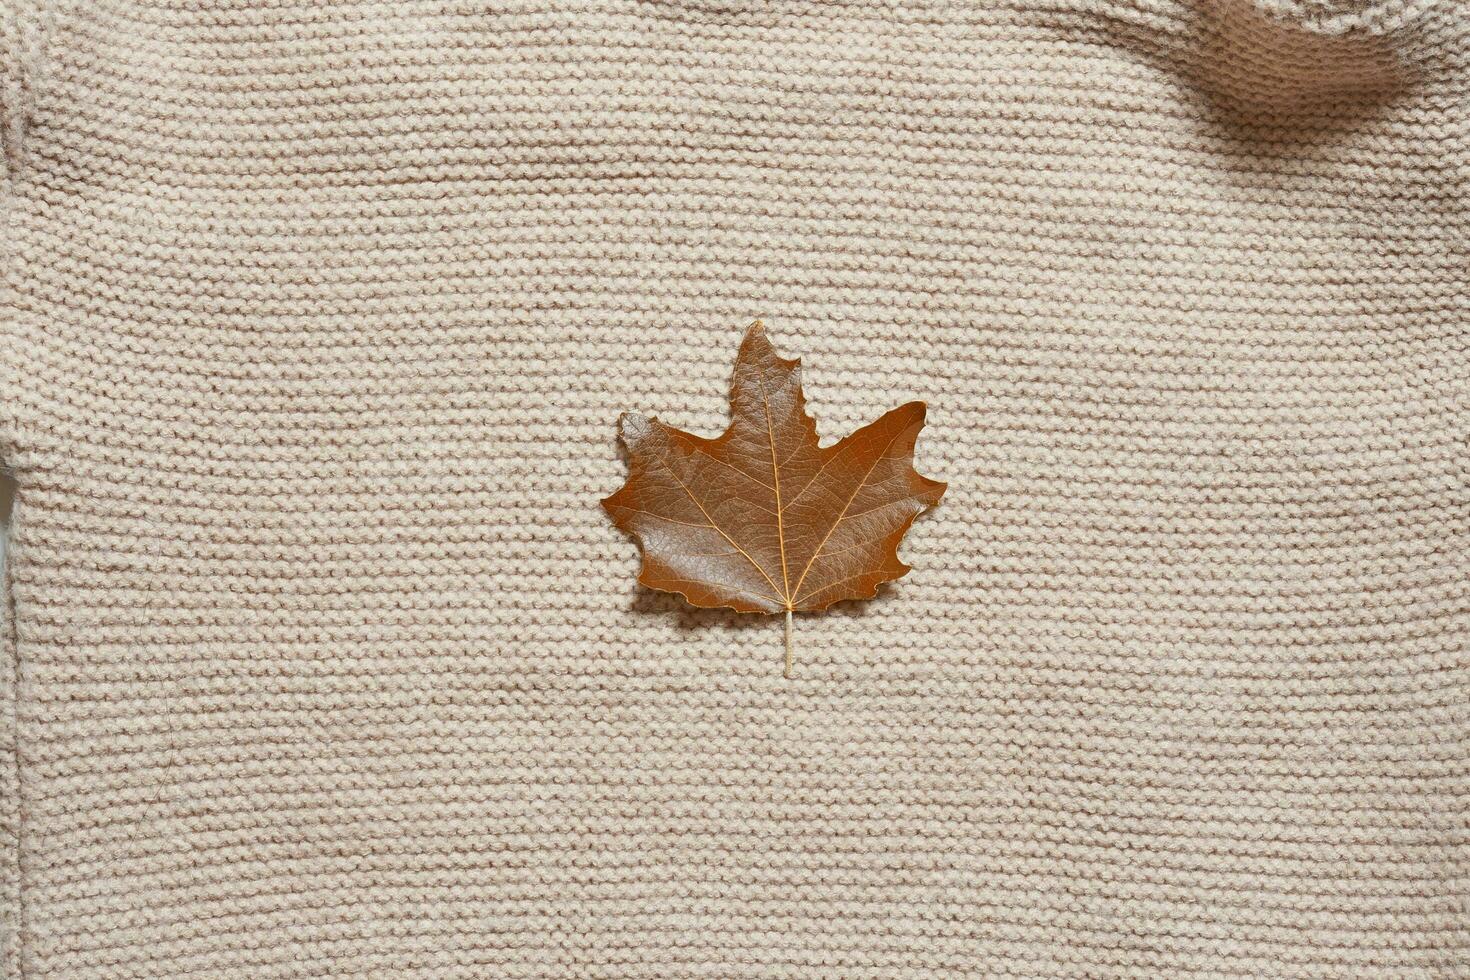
<box><xmin>737</xmin><ymin>319</ymin><xmax>804</xmax><ymax>381</ymax></box>
<box><xmin>739</xmin><ymin>320</ymin><xmax>770</xmax><ymax>359</ymax></box>
<box><xmin>616</xmin><ymin>412</ymin><xmax>654</xmax><ymax>447</ymax></box>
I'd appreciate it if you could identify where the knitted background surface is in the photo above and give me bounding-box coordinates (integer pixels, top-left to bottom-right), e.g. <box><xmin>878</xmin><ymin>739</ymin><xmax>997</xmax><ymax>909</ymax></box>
<box><xmin>1</xmin><ymin>1</ymin><xmax>1468</xmax><ymax>977</ymax></box>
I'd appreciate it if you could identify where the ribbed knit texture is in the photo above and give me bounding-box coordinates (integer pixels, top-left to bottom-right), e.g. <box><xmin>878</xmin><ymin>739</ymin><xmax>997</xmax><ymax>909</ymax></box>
<box><xmin>1</xmin><ymin>1</ymin><xmax>1467</xmax><ymax>977</ymax></box>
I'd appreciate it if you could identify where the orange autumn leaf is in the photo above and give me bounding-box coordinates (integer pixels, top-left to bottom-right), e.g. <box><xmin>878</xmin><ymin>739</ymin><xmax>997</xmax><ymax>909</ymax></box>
<box><xmin>603</xmin><ymin>321</ymin><xmax>945</xmax><ymax>674</ymax></box>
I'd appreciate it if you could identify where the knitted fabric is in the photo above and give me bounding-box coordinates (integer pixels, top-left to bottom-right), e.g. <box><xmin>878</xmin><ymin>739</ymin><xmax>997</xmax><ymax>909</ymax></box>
<box><xmin>1</xmin><ymin>1</ymin><xmax>1467</xmax><ymax>977</ymax></box>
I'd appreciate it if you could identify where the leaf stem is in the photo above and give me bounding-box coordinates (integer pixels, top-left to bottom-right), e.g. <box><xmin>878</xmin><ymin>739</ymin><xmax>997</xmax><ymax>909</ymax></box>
<box><xmin>783</xmin><ymin>609</ymin><xmax>794</xmax><ymax>679</ymax></box>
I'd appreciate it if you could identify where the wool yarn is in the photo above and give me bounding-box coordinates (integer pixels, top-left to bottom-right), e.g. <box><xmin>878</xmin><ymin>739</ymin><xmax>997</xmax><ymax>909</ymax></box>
<box><xmin>1</xmin><ymin>2</ymin><xmax>1467</xmax><ymax>977</ymax></box>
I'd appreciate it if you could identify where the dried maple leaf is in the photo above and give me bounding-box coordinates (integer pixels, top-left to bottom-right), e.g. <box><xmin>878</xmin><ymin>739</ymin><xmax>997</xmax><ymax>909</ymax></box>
<box><xmin>603</xmin><ymin>321</ymin><xmax>946</xmax><ymax>676</ymax></box>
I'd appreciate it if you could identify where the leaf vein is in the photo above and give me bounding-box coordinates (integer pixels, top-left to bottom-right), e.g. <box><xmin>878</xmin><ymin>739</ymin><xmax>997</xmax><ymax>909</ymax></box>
<box><xmin>677</xmin><ymin>434</ymin><xmax>777</xmax><ymax>492</ymax></box>
<box><xmin>606</xmin><ymin>505</ymin><xmax>713</xmax><ymax>530</ymax></box>
<box><xmin>661</xmin><ymin>452</ymin><xmax>786</xmax><ymax>600</ymax></box>
<box><xmin>794</xmin><ymin>566</ymin><xmax>904</xmax><ymax>606</ymax></box>
<box><xmin>788</xmin><ymin>425</ymin><xmax>908</xmax><ymax>600</ymax></box>
<box><xmin>656</xmin><ymin>576</ymin><xmax>781</xmax><ymax>606</ymax></box>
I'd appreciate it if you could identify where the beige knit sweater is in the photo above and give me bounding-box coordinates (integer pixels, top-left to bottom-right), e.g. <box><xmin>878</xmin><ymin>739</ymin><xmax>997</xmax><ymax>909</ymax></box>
<box><xmin>1</xmin><ymin>1</ymin><xmax>1467</xmax><ymax>977</ymax></box>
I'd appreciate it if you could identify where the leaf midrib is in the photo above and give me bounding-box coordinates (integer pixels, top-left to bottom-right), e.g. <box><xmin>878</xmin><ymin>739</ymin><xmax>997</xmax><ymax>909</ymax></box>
<box><xmin>759</xmin><ymin>378</ymin><xmax>795</xmax><ymax>611</ymax></box>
